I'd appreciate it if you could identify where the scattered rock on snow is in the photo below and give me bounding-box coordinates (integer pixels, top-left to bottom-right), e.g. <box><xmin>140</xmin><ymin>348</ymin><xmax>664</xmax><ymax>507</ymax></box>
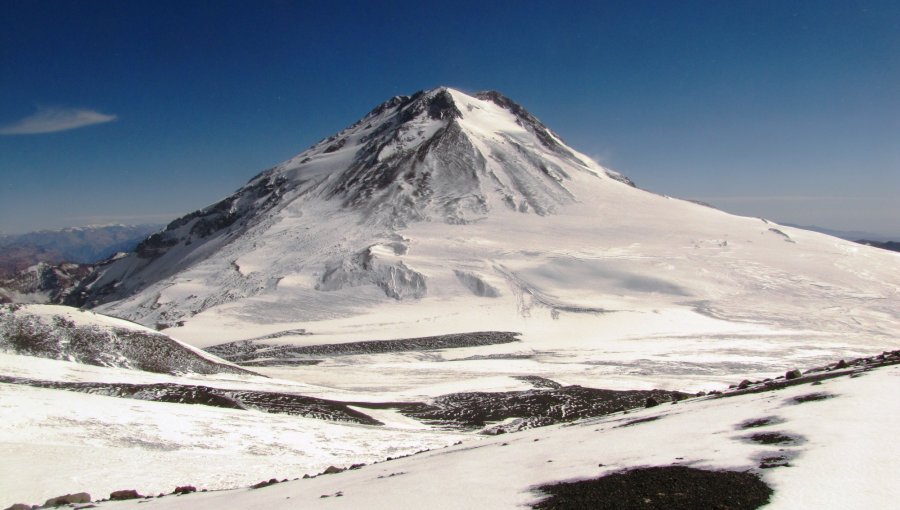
<box><xmin>250</xmin><ymin>479</ymin><xmax>279</xmax><ymax>490</ymax></box>
<box><xmin>791</xmin><ymin>392</ymin><xmax>836</xmax><ymax>404</ymax></box>
<box><xmin>42</xmin><ymin>492</ymin><xmax>91</xmax><ymax>507</ymax></box>
<box><xmin>737</xmin><ymin>416</ymin><xmax>784</xmax><ymax>430</ymax></box>
<box><xmin>744</xmin><ymin>432</ymin><xmax>804</xmax><ymax>446</ymax></box>
<box><xmin>758</xmin><ymin>455</ymin><xmax>792</xmax><ymax>469</ymax></box>
<box><xmin>618</xmin><ymin>416</ymin><xmax>661</xmax><ymax>428</ymax></box>
<box><xmin>109</xmin><ymin>490</ymin><xmax>141</xmax><ymax>501</ymax></box>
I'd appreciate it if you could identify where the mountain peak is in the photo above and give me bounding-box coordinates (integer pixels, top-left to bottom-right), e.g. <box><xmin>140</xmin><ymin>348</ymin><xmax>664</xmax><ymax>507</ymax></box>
<box><xmin>259</xmin><ymin>87</ymin><xmax>618</xmax><ymax>227</ymax></box>
<box><xmin>362</xmin><ymin>87</ymin><xmax>462</xmax><ymax>125</ymax></box>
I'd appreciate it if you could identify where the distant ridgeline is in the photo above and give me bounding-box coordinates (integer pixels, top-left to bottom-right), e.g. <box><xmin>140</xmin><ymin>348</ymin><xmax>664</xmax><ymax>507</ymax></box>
<box><xmin>856</xmin><ymin>240</ymin><xmax>900</xmax><ymax>253</ymax></box>
<box><xmin>0</xmin><ymin>224</ymin><xmax>161</xmax><ymax>304</ymax></box>
<box><xmin>0</xmin><ymin>224</ymin><xmax>161</xmax><ymax>275</ymax></box>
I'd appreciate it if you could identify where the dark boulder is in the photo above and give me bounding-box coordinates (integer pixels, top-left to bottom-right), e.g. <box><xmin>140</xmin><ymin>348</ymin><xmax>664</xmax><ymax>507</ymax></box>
<box><xmin>42</xmin><ymin>492</ymin><xmax>91</xmax><ymax>506</ymax></box>
<box><xmin>785</xmin><ymin>369</ymin><xmax>802</xmax><ymax>380</ymax></box>
<box><xmin>109</xmin><ymin>490</ymin><xmax>141</xmax><ymax>501</ymax></box>
<box><xmin>251</xmin><ymin>479</ymin><xmax>279</xmax><ymax>489</ymax></box>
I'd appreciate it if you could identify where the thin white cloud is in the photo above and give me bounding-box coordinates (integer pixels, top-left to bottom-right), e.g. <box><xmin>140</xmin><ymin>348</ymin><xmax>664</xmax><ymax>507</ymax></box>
<box><xmin>0</xmin><ymin>106</ymin><xmax>117</xmax><ymax>135</ymax></box>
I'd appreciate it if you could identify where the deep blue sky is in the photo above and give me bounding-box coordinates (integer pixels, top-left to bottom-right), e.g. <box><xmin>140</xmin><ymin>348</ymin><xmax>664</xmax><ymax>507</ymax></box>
<box><xmin>1</xmin><ymin>0</ymin><xmax>898</xmax><ymax>237</ymax></box>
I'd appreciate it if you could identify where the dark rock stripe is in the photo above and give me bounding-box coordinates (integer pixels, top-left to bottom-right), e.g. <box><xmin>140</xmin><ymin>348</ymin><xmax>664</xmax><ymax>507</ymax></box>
<box><xmin>0</xmin><ymin>375</ymin><xmax>381</xmax><ymax>425</ymax></box>
<box><xmin>205</xmin><ymin>331</ymin><xmax>521</xmax><ymax>363</ymax></box>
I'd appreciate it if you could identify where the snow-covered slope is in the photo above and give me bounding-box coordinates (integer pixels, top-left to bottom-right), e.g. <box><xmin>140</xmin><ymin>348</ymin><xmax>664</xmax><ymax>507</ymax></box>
<box><xmin>0</xmin><ymin>359</ymin><xmax>468</xmax><ymax>507</ymax></box>
<box><xmin>9</xmin><ymin>354</ymin><xmax>895</xmax><ymax>510</ymax></box>
<box><xmin>67</xmin><ymin>87</ymin><xmax>899</xmax><ymax>392</ymax></box>
<box><xmin>0</xmin><ymin>304</ymin><xmax>246</xmax><ymax>376</ymax></box>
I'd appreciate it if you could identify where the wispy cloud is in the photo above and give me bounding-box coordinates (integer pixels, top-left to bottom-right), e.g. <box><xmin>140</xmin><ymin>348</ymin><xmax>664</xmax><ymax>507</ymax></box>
<box><xmin>0</xmin><ymin>106</ymin><xmax>117</xmax><ymax>135</ymax></box>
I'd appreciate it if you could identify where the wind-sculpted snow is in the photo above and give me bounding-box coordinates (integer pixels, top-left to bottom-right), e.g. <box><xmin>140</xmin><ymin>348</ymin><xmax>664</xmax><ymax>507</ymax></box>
<box><xmin>454</xmin><ymin>270</ymin><xmax>501</xmax><ymax>297</ymax></box>
<box><xmin>317</xmin><ymin>246</ymin><xmax>427</xmax><ymax>300</ymax></box>
<box><xmin>0</xmin><ymin>305</ymin><xmax>247</xmax><ymax>376</ymax></box>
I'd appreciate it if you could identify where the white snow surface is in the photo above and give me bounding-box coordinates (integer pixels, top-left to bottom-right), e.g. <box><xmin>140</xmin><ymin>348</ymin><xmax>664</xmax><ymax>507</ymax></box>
<box><xmin>0</xmin><ymin>375</ymin><xmax>468</xmax><ymax>506</ymax></box>
<box><xmin>32</xmin><ymin>363</ymin><xmax>898</xmax><ymax>510</ymax></box>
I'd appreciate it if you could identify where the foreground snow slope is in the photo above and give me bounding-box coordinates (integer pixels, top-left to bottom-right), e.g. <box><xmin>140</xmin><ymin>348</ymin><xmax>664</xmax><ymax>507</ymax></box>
<box><xmin>81</xmin><ymin>361</ymin><xmax>900</xmax><ymax>510</ymax></box>
<box><xmin>0</xmin><ymin>353</ymin><xmax>469</xmax><ymax>506</ymax></box>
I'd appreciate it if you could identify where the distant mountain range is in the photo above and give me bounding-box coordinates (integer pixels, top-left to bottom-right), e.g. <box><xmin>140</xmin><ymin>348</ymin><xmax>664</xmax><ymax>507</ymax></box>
<box><xmin>856</xmin><ymin>240</ymin><xmax>900</xmax><ymax>253</ymax></box>
<box><xmin>781</xmin><ymin>223</ymin><xmax>894</xmax><ymax>244</ymax></box>
<box><xmin>0</xmin><ymin>224</ymin><xmax>161</xmax><ymax>276</ymax></box>
<box><xmin>780</xmin><ymin>224</ymin><xmax>898</xmax><ymax>253</ymax></box>
<box><xmin>0</xmin><ymin>224</ymin><xmax>161</xmax><ymax>304</ymax></box>
<box><xmin>0</xmin><ymin>262</ymin><xmax>94</xmax><ymax>304</ymax></box>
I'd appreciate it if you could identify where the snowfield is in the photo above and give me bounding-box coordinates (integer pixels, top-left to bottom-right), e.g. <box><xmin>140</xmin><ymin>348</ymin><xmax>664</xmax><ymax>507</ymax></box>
<box><xmin>6</xmin><ymin>357</ymin><xmax>893</xmax><ymax>510</ymax></box>
<box><xmin>0</xmin><ymin>377</ymin><xmax>468</xmax><ymax>506</ymax></box>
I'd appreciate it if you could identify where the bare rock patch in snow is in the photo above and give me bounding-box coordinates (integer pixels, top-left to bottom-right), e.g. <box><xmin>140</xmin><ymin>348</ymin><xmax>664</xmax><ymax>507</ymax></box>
<box><xmin>400</xmin><ymin>385</ymin><xmax>689</xmax><ymax>430</ymax></box>
<box><xmin>0</xmin><ymin>375</ymin><xmax>383</xmax><ymax>425</ymax></box>
<box><xmin>737</xmin><ymin>416</ymin><xmax>785</xmax><ymax>430</ymax></box>
<box><xmin>205</xmin><ymin>331</ymin><xmax>521</xmax><ymax>364</ymax></box>
<box><xmin>791</xmin><ymin>392</ymin><xmax>836</xmax><ymax>404</ymax></box>
<box><xmin>531</xmin><ymin>465</ymin><xmax>772</xmax><ymax>510</ymax></box>
<box><xmin>742</xmin><ymin>431</ymin><xmax>805</xmax><ymax>446</ymax></box>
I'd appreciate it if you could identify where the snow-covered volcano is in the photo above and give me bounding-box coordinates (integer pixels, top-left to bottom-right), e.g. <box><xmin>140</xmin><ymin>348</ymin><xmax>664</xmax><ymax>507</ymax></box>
<box><xmin>71</xmin><ymin>87</ymin><xmax>899</xmax><ymax>389</ymax></box>
<box><xmin>72</xmin><ymin>87</ymin><xmax>630</xmax><ymax>315</ymax></box>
